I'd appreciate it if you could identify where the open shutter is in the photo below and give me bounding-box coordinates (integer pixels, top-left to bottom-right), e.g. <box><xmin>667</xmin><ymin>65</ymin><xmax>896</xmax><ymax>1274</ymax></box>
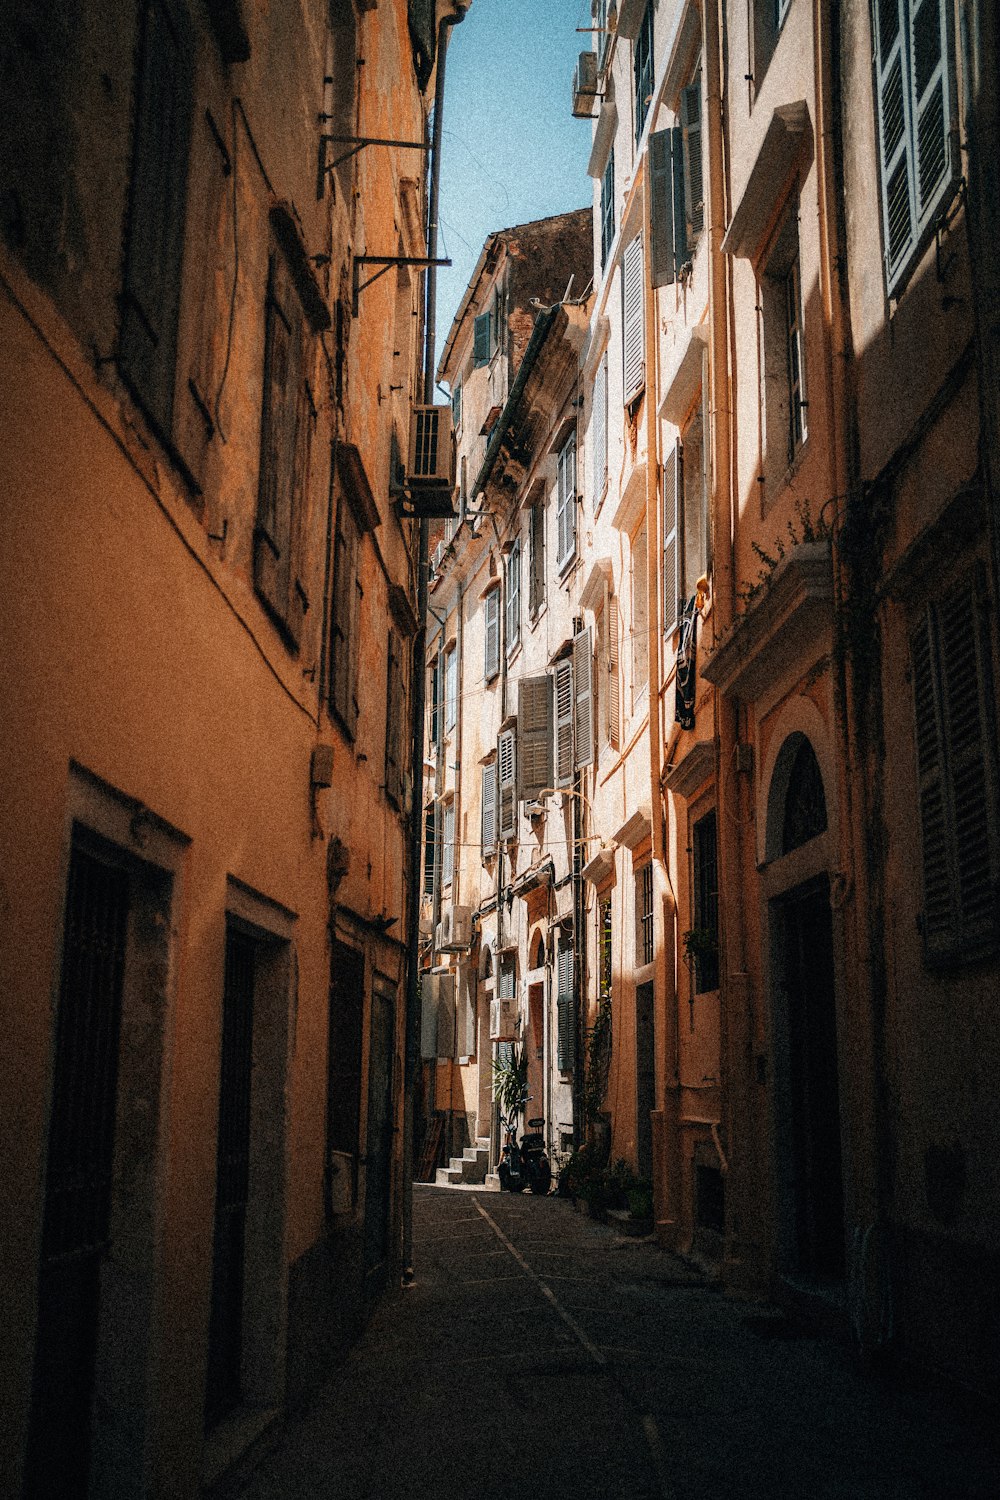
<box><xmin>632</xmin><ymin>523</ymin><xmax>649</xmax><ymax>691</ymax></box>
<box><xmin>608</xmin><ymin>596</ymin><xmax>621</xmax><ymax>750</ymax></box>
<box><xmin>481</xmin><ymin>762</ymin><xmax>497</xmax><ymax>855</ymax></box>
<box><xmin>874</xmin><ymin>0</ymin><xmax>915</xmax><ymax>285</ymax></box>
<box><xmin>420</xmin><ymin>972</ymin><xmax>439</xmax><ymax>1060</ymax></box>
<box><xmin>593</xmin><ymin>354</ymin><xmax>608</xmax><ymax>504</ymax></box>
<box><xmin>436</xmin><ymin>972</ymin><xmax>456</xmax><ymax>1059</ymax></box>
<box><xmin>518</xmin><ymin>675</ymin><xmax>554</xmax><ymax>800</ymax></box>
<box><xmin>505</xmin><ymin>542</ymin><xmax>521</xmax><ymax>652</ymax></box>
<box><xmin>621</xmin><ymin>234</ymin><xmax>645</xmax><ymax>404</ymax></box>
<box><xmin>682</xmin><ymin>76</ymin><xmax>704</xmax><ymax>239</ymax></box>
<box><xmin>573</xmin><ymin>628</ymin><xmax>594</xmax><ymax>769</ymax></box>
<box><xmin>556</xmin><ymin>944</ymin><xmax>575</xmax><ymax>1072</ymax></box>
<box><xmin>911</xmin><ymin>612</ymin><xmax>952</xmax><ymax>949</ymax></box>
<box><xmin>498</xmin><ymin>728</ymin><xmax>517</xmax><ymax>840</ymax></box>
<box><xmin>939</xmin><ymin>592</ymin><xmax>996</xmax><ymax>942</ymax></box>
<box><xmin>473</xmin><ymin>311</ymin><xmax>492</xmax><ymax>367</ymax></box>
<box><xmin>662</xmin><ymin>443</ymin><xmax>682</xmax><ymax>633</ymax></box>
<box><xmin>119</xmin><ymin>0</ymin><xmax>193</xmax><ymax>433</ymax></box>
<box><xmin>423</xmin><ymin>803</ymin><xmax>436</xmax><ymax>895</ymax></box>
<box><xmin>554</xmin><ymin>658</ymin><xmax>575</xmax><ymax>787</ymax></box>
<box><xmin>670</xmin><ymin>125</ymin><xmax>688</xmax><ymax>276</ymax></box>
<box><xmin>484</xmin><ymin>587</ymin><xmax>500</xmax><ymax>680</ymax></box>
<box><xmin>330</xmin><ymin>504</ymin><xmax>360</xmax><ymax>734</ymax></box>
<box><xmin>557</xmin><ymin>440</ymin><xmax>577</xmax><ymax>568</ymax></box>
<box><xmin>649</xmin><ymin>130</ymin><xmax>676</xmax><ymax>287</ymax></box>
<box><xmin>385</xmin><ymin>629</ymin><xmax>400</xmax><ymax>804</ymax></box>
<box><xmin>442</xmin><ymin>800</ymin><xmax>455</xmax><ymax>887</ymax></box>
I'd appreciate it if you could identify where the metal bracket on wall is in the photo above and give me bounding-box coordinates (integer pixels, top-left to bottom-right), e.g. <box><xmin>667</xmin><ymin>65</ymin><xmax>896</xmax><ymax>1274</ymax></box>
<box><xmin>352</xmin><ymin>255</ymin><xmax>451</xmax><ymax>316</ymax></box>
<box><xmin>316</xmin><ymin>133</ymin><xmax>431</xmax><ymax>197</ymax></box>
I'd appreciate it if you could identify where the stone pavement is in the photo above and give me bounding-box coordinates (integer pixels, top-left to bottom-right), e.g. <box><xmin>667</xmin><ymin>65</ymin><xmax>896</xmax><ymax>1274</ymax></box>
<box><xmin>237</xmin><ymin>1187</ymin><xmax>997</xmax><ymax>1499</ymax></box>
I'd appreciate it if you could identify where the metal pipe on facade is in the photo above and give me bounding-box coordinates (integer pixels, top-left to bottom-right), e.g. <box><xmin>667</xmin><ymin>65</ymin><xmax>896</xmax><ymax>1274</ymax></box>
<box><xmin>402</xmin><ymin>0</ymin><xmax>468</xmax><ymax>1287</ymax></box>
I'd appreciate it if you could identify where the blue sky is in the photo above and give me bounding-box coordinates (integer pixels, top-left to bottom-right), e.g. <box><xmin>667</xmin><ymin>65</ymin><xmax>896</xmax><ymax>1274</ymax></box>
<box><xmin>432</xmin><ymin>0</ymin><xmax>594</xmax><ymax>386</ymax></box>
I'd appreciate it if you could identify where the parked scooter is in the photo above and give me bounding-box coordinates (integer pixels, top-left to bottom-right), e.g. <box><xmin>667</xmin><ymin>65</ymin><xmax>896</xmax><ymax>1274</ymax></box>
<box><xmin>498</xmin><ymin>1098</ymin><xmax>551</xmax><ymax>1195</ymax></box>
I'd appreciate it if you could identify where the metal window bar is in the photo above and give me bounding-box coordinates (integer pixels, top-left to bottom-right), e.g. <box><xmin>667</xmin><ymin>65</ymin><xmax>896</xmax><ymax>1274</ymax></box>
<box><xmin>637</xmin><ymin>863</ymin><xmax>653</xmax><ymax>967</ymax></box>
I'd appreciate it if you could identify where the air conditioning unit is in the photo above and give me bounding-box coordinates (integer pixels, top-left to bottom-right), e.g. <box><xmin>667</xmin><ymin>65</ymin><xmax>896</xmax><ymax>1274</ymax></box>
<box><xmin>572</xmin><ymin>51</ymin><xmax>599</xmax><ymax>117</ymax></box>
<box><xmin>407</xmin><ymin>405</ymin><xmax>454</xmax><ymax>486</ymax></box>
<box><xmin>435</xmin><ymin>904</ymin><xmax>472</xmax><ymax>952</ymax></box>
<box><xmin>489</xmin><ymin>991</ymin><xmax>518</xmax><ymax>1041</ymax></box>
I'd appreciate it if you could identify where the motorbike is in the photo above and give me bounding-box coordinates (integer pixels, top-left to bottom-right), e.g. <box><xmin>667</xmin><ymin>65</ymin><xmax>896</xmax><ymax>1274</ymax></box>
<box><xmin>498</xmin><ymin>1099</ymin><xmax>551</xmax><ymax>1195</ymax></box>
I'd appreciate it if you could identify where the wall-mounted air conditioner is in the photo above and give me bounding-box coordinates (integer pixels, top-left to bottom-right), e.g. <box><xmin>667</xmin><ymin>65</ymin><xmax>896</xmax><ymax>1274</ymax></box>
<box><xmin>435</xmin><ymin>904</ymin><xmax>472</xmax><ymax>952</ymax></box>
<box><xmin>572</xmin><ymin>51</ymin><xmax>599</xmax><ymax>118</ymax></box>
<box><xmin>489</xmin><ymin>992</ymin><xmax>518</xmax><ymax>1041</ymax></box>
<box><xmin>407</xmin><ymin>405</ymin><xmax>454</xmax><ymax>486</ymax></box>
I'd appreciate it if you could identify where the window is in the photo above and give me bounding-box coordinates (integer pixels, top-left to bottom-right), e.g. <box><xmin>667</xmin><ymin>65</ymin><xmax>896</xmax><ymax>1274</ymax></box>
<box><xmin>529</xmin><ymin>500</ymin><xmax>546</xmax><ymax>619</ymax></box>
<box><xmin>423</xmin><ymin>804</ymin><xmax>436</xmax><ymax>895</ymax></box>
<box><xmin>634</xmin><ymin>1</ymin><xmax>655</xmax><ymax>143</ymax></box>
<box><xmin>518</xmin><ymin>675</ymin><xmax>555</xmax><ymax>800</ymax></box>
<box><xmin>330</xmin><ymin>499</ymin><xmax>361</xmax><ymax>735</ymax></box>
<box><xmin>473</xmin><ymin>309</ymin><xmax>492</xmax><ymax>367</ymax></box>
<box><xmin>601</xmin><ymin>150</ymin><xmax>616</xmax><ymax>267</ymax></box>
<box><xmin>505</xmin><ymin>541</ymin><xmax>521</xmax><ymax>653</ymax></box>
<box><xmin>484</xmin><ymin>585</ymin><xmax>501</xmax><ymax>680</ymax></box>
<box><xmin>682</xmin><ymin>388</ymin><xmax>710</xmax><ymax>595</ymax></box>
<box><xmin>498</xmin><ymin>727</ymin><xmax>517</xmax><ymax>840</ymax></box>
<box><xmin>119</xmin><ymin>0</ymin><xmax>194</xmax><ymax>439</ymax></box>
<box><xmin>622</xmin><ymin>234</ymin><xmax>645</xmax><ymax>405</ymax></box>
<box><xmin>632</xmin><ymin>520</ymin><xmax>649</xmax><ymax>697</ymax></box>
<box><xmin>759</xmin><ymin>205</ymin><xmax>807</xmax><ymax>488</ymax></box>
<box><xmin>593</xmin><ymin>353</ymin><xmax>608</xmax><ymax>508</ymax></box>
<box><xmin>599</xmin><ymin>895</ymin><xmax>613</xmax><ymax>1001</ymax></box>
<box><xmin>445</xmin><ymin>642</ymin><xmax>458</xmax><ymax>732</ymax></box>
<box><xmin>429</xmin><ymin>655</ymin><xmax>440</xmax><ymax>746</ymax></box>
<box><xmin>662</xmin><ymin>443</ymin><xmax>682</xmax><ymax>634</ymax></box>
<box><xmin>692</xmin><ymin>810</ymin><xmax>719</xmax><ymax>991</ymax></box>
<box><xmin>873</xmin><ymin>0</ymin><xmax>954</xmax><ymax>295</ymax></box>
<box><xmin>598</xmin><ymin>597</ymin><xmax>621</xmax><ymax>751</ymax></box>
<box><xmin>254</xmin><ymin>241</ymin><xmax>315</xmax><ymax>647</ymax></box>
<box><xmin>451</xmin><ymin>379</ymin><xmax>462</xmax><ymax>429</ymax></box>
<box><xmin>442</xmin><ymin>799</ymin><xmax>455</xmax><ymax>888</ymax></box>
<box><xmin>636</xmin><ymin>862</ymin><xmax>653</xmax><ymax>966</ymax></box>
<box><xmin>481</xmin><ymin>761</ymin><xmax>497</xmax><ymax>857</ymax></box>
<box><xmin>649</xmin><ymin>70</ymin><xmax>703</xmax><ymax>287</ymax></box>
<box><xmin>784</xmin><ymin>250</ymin><xmax>807</xmax><ymax>457</ymax></box>
<box><xmin>556</xmin><ymin>942</ymin><xmax>575</xmax><ymax>1071</ymax></box>
<box><xmin>384</xmin><ymin>628</ymin><xmax>407</xmax><ymax>809</ymax></box>
<box><xmin>556</xmin><ymin>437</ymin><xmax>577</xmax><ymax>570</ymax></box>
<box><xmin>910</xmin><ymin>576</ymin><xmax>1000</xmax><ymax>961</ymax></box>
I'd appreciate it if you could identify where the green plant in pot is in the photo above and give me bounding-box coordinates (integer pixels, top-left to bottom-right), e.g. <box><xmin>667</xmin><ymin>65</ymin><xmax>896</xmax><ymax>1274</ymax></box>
<box><xmin>626</xmin><ymin>1180</ymin><xmax>654</xmax><ymax>1221</ymax></box>
<box><xmin>492</xmin><ymin>1043</ymin><xmax>528</xmax><ymax>1126</ymax></box>
<box><xmin>682</xmin><ymin>927</ymin><xmax>718</xmax><ymax>989</ymax></box>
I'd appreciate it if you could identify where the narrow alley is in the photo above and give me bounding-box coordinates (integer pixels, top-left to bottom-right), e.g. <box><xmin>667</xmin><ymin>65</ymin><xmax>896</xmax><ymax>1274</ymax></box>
<box><xmin>237</xmin><ymin>1188</ymin><xmax>996</xmax><ymax>1500</ymax></box>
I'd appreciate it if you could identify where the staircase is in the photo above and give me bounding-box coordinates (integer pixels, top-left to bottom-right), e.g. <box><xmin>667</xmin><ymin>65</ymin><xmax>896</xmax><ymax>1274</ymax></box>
<box><xmin>435</xmin><ymin>1138</ymin><xmax>491</xmax><ymax>1188</ymax></box>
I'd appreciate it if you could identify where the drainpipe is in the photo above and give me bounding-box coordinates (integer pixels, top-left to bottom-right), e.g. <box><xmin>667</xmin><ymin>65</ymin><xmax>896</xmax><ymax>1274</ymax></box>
<box><xmin>642</xmin><ymin>151</ymin><xmax>680</xmax><ymax>1240</ymax></box>
<box><xmin>402</xmin><ymin>0</ymin><xmax>468</xmax><ymax>1287</ymax></box>
<box><xmin>704</xmin><ymin>0</ymin><xmax>749</xmax><ymax>1284</ymax></box>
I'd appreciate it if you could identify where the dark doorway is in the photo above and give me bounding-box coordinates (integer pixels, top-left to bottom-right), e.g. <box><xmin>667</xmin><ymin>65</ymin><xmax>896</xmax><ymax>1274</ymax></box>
<box><xmin>326</xmin><ymin>940</ymin><xmax>365</xmax><ymax>1218</ymax></box>
<box><xmin>205</xmin><ymin>926</ymin><xmax>257</xmax><ymax>1428</ymax></box>
<box><xmin>774</xmin><ymin>876</ymin><xmax>845</xmax><ymax>1279</ymax></box>
<box><xmin>26</xmin><ymin>837</ymin><xmax>130</xmax><ymax>1499</ymax></box>
<box><xmin>636</xmin><ymin>981</ymin><xmax>655</xmax><ymax>1180</ymax></box>
<box><xmin>363</xmin><ymin>977</ymin><xmax>397</xmax><ymax>1294</ymax></box>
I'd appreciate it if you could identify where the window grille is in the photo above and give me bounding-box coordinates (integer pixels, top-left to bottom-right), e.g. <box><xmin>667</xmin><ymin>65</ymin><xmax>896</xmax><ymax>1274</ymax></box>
<box><xmin>692</xmin><ymin>810</ymin><xmax>720</xmax><ymax>992</ymax></box>
<box><xmin>636</xmin><ymin>862</ymin><xmax>654</xmax><ymax>966</ymax></box>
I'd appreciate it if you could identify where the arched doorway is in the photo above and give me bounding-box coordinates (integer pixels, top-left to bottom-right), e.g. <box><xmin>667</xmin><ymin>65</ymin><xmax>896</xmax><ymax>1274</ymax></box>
<box><xmin>766</xmin><ymin>731</ymin><xmax>845</xmax><ymax>1283</ymax></box>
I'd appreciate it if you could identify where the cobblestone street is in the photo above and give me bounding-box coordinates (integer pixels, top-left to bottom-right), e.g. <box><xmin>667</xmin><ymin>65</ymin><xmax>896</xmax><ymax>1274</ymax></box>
<box><xmin>237</xmin><ymin>1188</ymin><xmax>996</xmax><ymax>1500</ymax></box>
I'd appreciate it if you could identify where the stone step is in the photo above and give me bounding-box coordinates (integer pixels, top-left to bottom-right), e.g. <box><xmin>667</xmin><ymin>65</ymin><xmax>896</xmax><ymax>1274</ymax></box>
<box><xmin>434</xmin><ymin>1164</ymin><xmax>465</xmax><ymax>1187</ymax></box>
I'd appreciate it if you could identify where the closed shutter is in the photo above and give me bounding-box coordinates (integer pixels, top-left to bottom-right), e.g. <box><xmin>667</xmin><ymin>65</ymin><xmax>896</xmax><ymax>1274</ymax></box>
<box><xmin>420</xmin><ymin>972</ymin><xmax>439</xmax><ymax>1060</ymax></box>
<box><xmin>385</xmin><ymin>629</ymin><xmax>401</xmax><ymax>805</ymax></box>
<box><xmin>442</xmin><ymin>800</ymin><xmax>455</xmax><ymax>887</ymax></box>
<box><xmin>498</xmin><ymin>728</ymin><xmax>517</xmax><ymax>840</ymax></box>
<box><xmin>632</xmin><ymin>522</ymin><xmax>649</xmax><ymax>692</ymax></box>
<box><xmin>461</xmin><ymin>968</ymin><xmax>477</xmax><ymax>1056</ymax></box>
<box><xmin>529</xmin><ymin>501</ymin><xmax>545</xmax><ymax>617</ymax></box>
<box><xmin>556</xmin><ymin>944</ymin><xmax>575</xmax><ymax>1072</ymax></box>
<box><xmin>518</xmin><ymin>675</ymin><xmax>554</xmax><ymax>800</ymax></box>
<box><xmin>649</xmin><ymin>130</ymin><xmax>676</xmax><ymax>288</ymax></box>
<box><xmin>608</xmin><ymin>596</ymin><xmax>621</xmax><ymax>750</ymax></box>
<box><xmin>573</xmin><ymin>628</ymin><xmax>595</xmax><ymax>769</ymax></box>
<box><xmin>662</xmin><ymin>443</ymin><xmax>682</xmax><ymax>633</ymax></box>
<box><xmin>119</xmin><ymin>0</ymin><xmax>193</xmax><ymax>434</ymax></box>
<box><xmin>435</xmin><ymin>972</ymin><xmax>456</xmax><ymax>1059</ymax></box>
<box><xmin>473</xmin><ymin>311</ymin><xmax>492</xmax><ymax>367</ymax></box>
<box><xmin>481</xmin><ymin>762</ymin><xmax>497</xmax><ymax>855</ymax></box>
<box><xmin>484</xmin><ymin>586</ymin><xmax>500</xmax><ymax>680</ymax></box>
<box><xmin>601</xmin><ymin>150</ymin><xmax>616</xmax><ymax>267</ymax></box>
<box><xmin>554</xmin><ymin>658</ymin><xmax>574</xmax><ymax>787</ymax></box>
<box><xmin>682</xmin><ymin>76</ymin><xmax>704</xmax><ymax>239</ymax></box>
<box><xmin>622</xmin><ymin>235</ymin><xmax>645</xmax><ymax>404</ymax></box>
<box><xmin>451</xmin><ymin>381</ymin><xmax>462</xmax><ymax>427</ymax></box>
<box><xmin>330</xmin><ymin>503</ymin><xmax>360</xmax><ymax>734</ymax></box>
<box><xmin>593</xmin><ymin>354</ymin><xmax>608</xmax><ymax>504</ymax></box>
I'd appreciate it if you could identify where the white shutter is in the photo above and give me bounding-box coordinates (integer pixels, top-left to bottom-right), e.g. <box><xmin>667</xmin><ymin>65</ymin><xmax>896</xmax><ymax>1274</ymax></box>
<box><xmin>442</xmin><ymin>800</ymin><xmax>455</xmax><ymax>887</ymax></box>
<box><xmin>556</xmin><ymin>438</ymin><xmax>577</xmax><ymax>568</ymax></box>
<box><xmin>554</xmin><ymin>658</ymin><xmax>574</xmax><ymax>787</ymax></box>
<box><xmin>608</xmin><ymin>595</ymin><xmax>621</xmax><ymax>750</ymax></box>
<box><xmin>484</xmin><ymin>586</ymin><xmax>500</xmax><ymax>680</ymax></box>
<box><xmin>518</xmin><ymin>674</ymin><xmax>554</xmax><ymax>800</ymax></box>
<box><xmin>573</xmin><ymin>628</ymin><xmax>594</xmax><ymax>769</ymax></box>
<box><xmin>662</xmin><ymin>443</ymin><xmax>682</xmax><ymax>633</ymax></box>
<box><xmin>481</xmin><ymin>762</ymin><xmax>497</xmax><ymax>855</ymax></box>
<box><xmin>505</xmin><ymin>541</ymin><xmax>521</xmax><ymax>652</ymax></box>
<box><xmin>622</xmin><ymin>234</ymin><xmax>645</xmax><ymax>404</ymax></box>
<box><xmin>498</xmin><ymin>727</ymin><xmax>517</xmax><ymax>839</ymax></box>
<box><xmin>593</xmin><ymin>354</ymin><xmax>608</xmax><ymax>504</ymax></box>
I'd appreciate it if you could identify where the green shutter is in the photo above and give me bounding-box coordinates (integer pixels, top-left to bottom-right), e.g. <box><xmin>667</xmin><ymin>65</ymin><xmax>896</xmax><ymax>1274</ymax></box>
<box><xmin>574</xmin><ymin>628</ymin><xmax>595</xmax><ymax>770</ymax></box>
<box><xmin>518</xmin><ymin>675</ymin><xmax>555</xmax><ymax>800</ymax></box>
<box><xmin>671</xmin><ymin>124</ymin><xmax>689</xmax><ymax>276</ymax></box>
<box><xmin>485</xmin><ymin>586</ymin><xmax>500</xmax><ymax>680</ymax></box>
<box><xmin>473</xmin><ymin>312</ymin><xmax>492</xmax><ymax>367</ymax></box>
<box><xmin>683</xmin><ymin>77</ymin><xmax>704</xmax><ymax>239</ymax></box>
<box><xmin>650</xmin><ymin>130</ymin><xmax>676</xmax><ymax>288</ymax></box>
<box><xmin>556</xmin><ymin>944</ymin><xmax>575</xmax><ymax>1072</ymax></box>
<box><xmin>554</xmin><ymin>658</ymin><xmax>574</xmax><ymax>788</ymax></box>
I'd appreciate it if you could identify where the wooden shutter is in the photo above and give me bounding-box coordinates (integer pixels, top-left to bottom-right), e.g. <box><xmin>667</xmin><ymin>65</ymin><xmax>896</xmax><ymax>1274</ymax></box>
<box><xmin>573</xmin><ymin>628</ymin><xmax>595</xmax><ymax>769</ymax></box>
<box><xmin>874</xmin><ymin>0</ymin><xmax>915</xmax><ymax>284</ymax></box>
<box><xmin>460</xmin><ymin>968</ymin><xmax>477</xmax><ymax>1056</ymax></box>
<box><xmin>484</xmin><ymin>586</ymin><xmax>500</xmax><ymax>680</ymax></box>
<box><xmin>119</xmin><ymin>0</ymin><xmax>193</xmax><ymax>434</ymax></box>
<box><xmin>529</xmin><ymin>501</ymin><xmax>545</xmax><ymax>617</ymax></box>
<box><xmin>505</xmin><ymin>542</ymin><xmax>521</xmax><ymax>652</ymax></box>
<box><xmin>423</xmin><ymin>803</ymin><xmax>436</xmax><ymax>895</ymax></box>
<box><xmin>622</xmin><ymin>234</ymin><xmax>645</xmax><ymax>404</ymax></box>
<box><xmin>518</xmin><ymin>675</ymin><xmax>554</xmax><ymax>800</ymax></box>
<box><xmin>436</xmin><ymin>972</ymin><xmax>456</xmax><ymax>1059</ymax></box>
<box><xmin>649</xmin><ymin>130</ymin><xmax>676</xmax><ymax>288</ymax></box>
<box><xmin>682</xmin><ymin>76</ymin><xmax>704</xmax><ymax>239</ymax></box>
<box><xmin>481</xmin><ymin>762</ymin><xmax>497</xmax><ymax>854</ymax></box>
<box><xmin>330</xmin><ymin>502</ymin><xmax>360</xmax><ymax>734</ymax></box>
<box><xmin>939</xmin><ymin>596</ymin><xmax>995</xmax><ymax>939</ymax></box>
<box><xmin>554</xmin><ymin>658</ymin><xmax>575</xmax><ymax>787</ymax></box>
<box><xmin>451</xmin><ymin>380</ymin><xmax>462</xmax><ymax>426</ymax></box>
<box><xmin>556</xmin><ymin>944</ymin><xmax>575</xmax><ymax>1072</ymax></box>
<box><xmin>420</xmin><ymin>971</ymin><xmax>439</xmax><ymax>1060</ymax></box>
<box><xmin>671</xmin><ymin>125</ymin><xmax>688</xmax><ymax>276</ymax></box>
<box><xmin>662</xmin><ymin>443</ymin><xmax>682</xmax><ymax>633</ymax></box>
<box><xmin>911</xmin><ymin>0</ymin><xmax>951</xmax><ymax>219</ymax></box>
<box><xmin>498</xmin><ymin>728</ymin><xmax>517</xmax><ymax>839</ymax></box>
<box><xmin>601</xmin><ymin>150</ymin><xmax>616</xmax><ymax>266</ymax></box>
<box><xmin>385</xmin><ymin>629</ymin><xmax>399</xmax><ymax>804</ymax></box>
<box><xmin>593</xmin><ymin>355</ymin><xmax>608</xmax><ymax>504</ymax></box>
<box><xmin>632</xmin><ymin>522</ymin><xmax>649</xmax><ymax>691</ymax></box>
<box><xmin>442</xmin><ymin>800</ymin><xmax>455</xmax><ymax>887</ymax></box>
<box><xmin>473</xmin><ymin>311</ymin><xmax>492</xmax><ymax>367</ymax></box>
<box><xmin>608</xmin><ymin>595</ymin><xmax>621</xmax><ymax>750</ymax></box>
<box><xmin>557</xmin><ymin>439</ymin><xmax>576</xmax><ymax>567</ymax></box>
